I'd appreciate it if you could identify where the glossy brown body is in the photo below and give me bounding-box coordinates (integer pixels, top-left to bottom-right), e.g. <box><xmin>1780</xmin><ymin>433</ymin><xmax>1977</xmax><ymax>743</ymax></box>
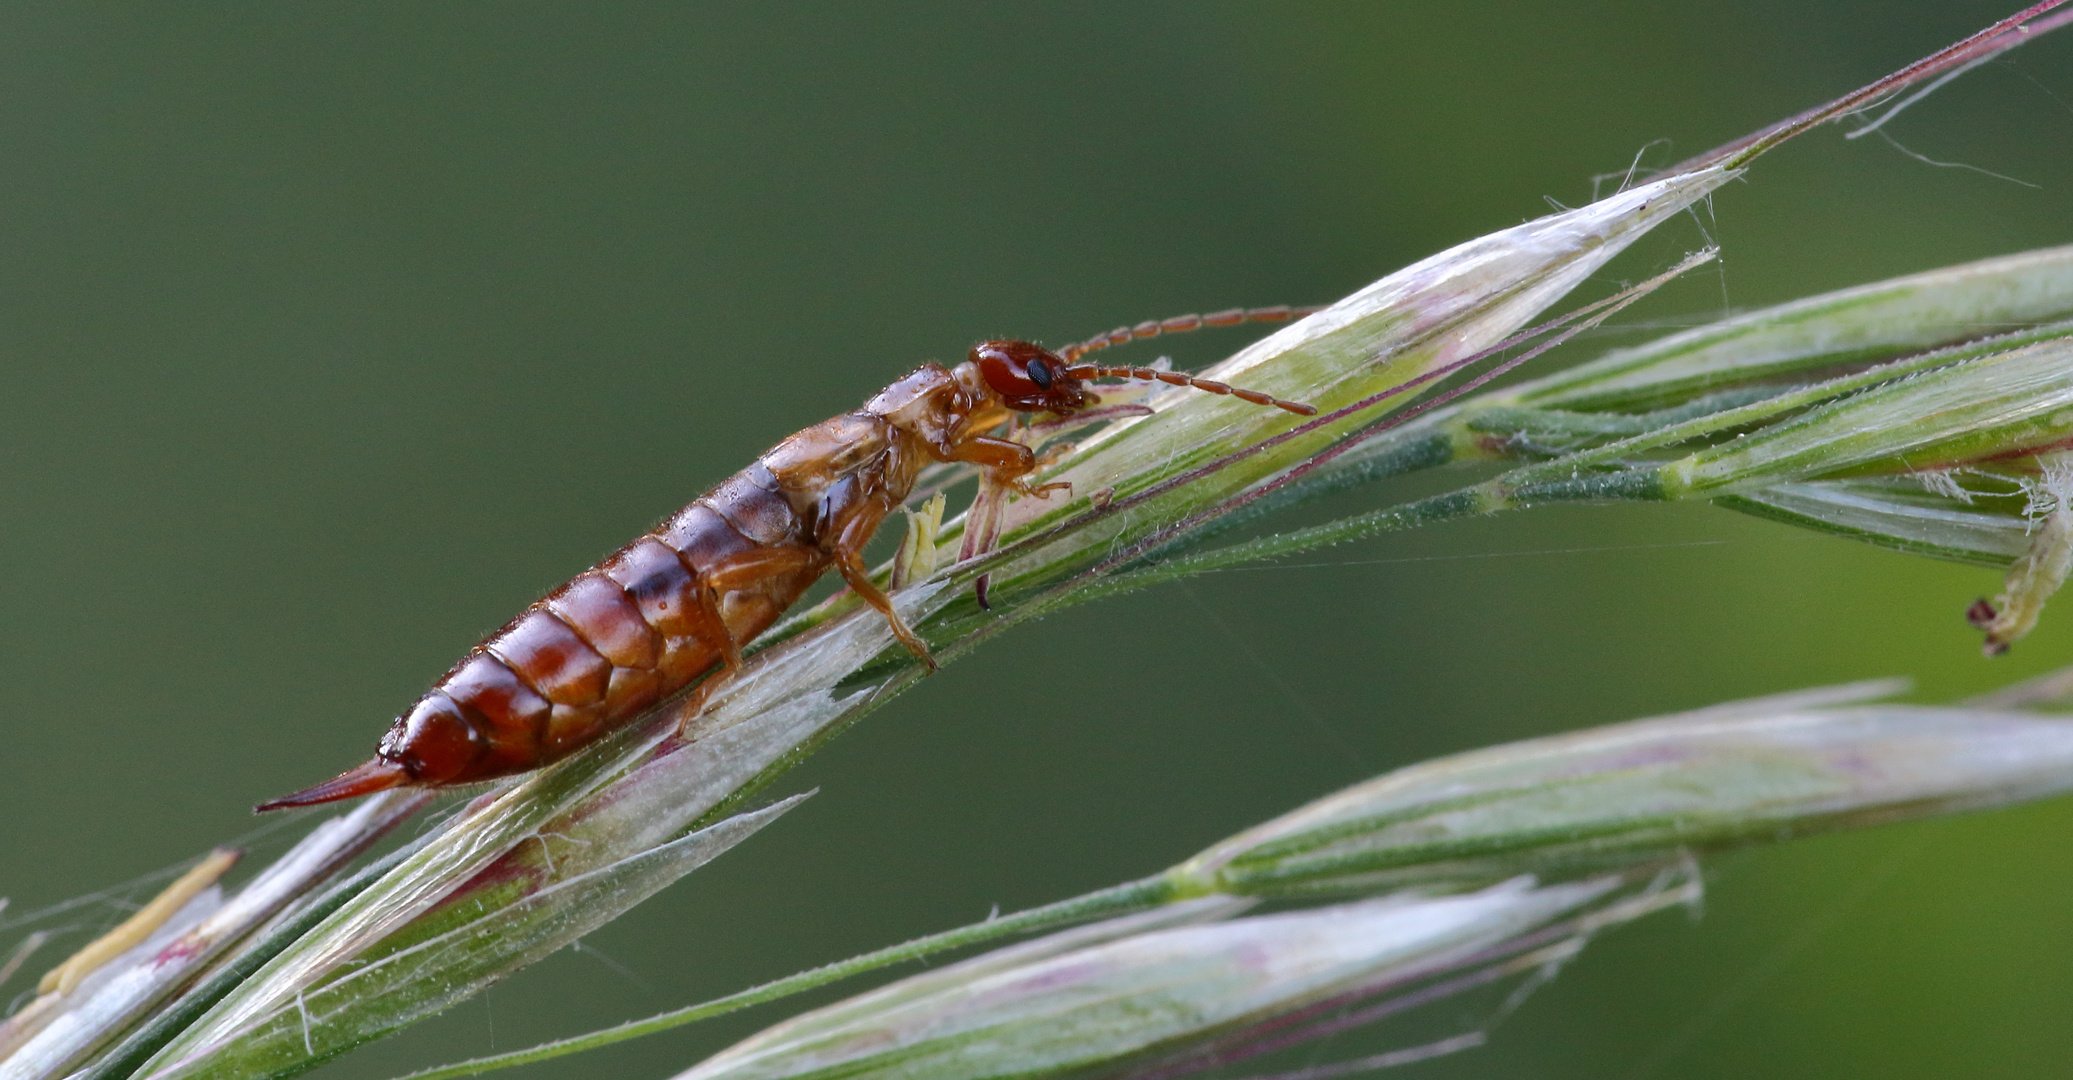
<box><xmin>261</xmin><ymin>313</ymin><xmax>1317</xmax><ymax>810</ymax></box>
<box><xmin>262</xmin><ymin>362</ymin><xmax>1026</xmax><ymax>808</ymax></box>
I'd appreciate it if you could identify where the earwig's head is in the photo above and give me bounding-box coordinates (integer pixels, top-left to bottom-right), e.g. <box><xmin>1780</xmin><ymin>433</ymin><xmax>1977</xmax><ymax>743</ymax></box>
<box><xmin>970</xmin><ymin>340</ymin><xmax>1093</xmax><ymax>415</ymax></box>
<box><xmin>970</xmin><ymin>338</ymin><xmax>1318</xmax><ymax>421</ymax></box>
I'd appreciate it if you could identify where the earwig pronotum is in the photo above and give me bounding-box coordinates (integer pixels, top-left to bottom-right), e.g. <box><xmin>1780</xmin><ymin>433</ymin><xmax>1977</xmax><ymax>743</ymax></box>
<box><xmin>259</xmin><ymin>307</ymin><xmax>1321</xmax><ymax>811</ymax></box>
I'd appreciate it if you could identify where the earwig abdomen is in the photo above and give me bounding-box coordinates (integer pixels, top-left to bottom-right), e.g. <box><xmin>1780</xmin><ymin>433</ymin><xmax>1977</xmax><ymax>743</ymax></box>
<box><xmin>380</xmin><ymin>694</ymin><xmax>479</xmax><ymax>783</ymax></box>
<box><xmin>490</xmin><ymin>610</ymin><xmax>611</xmax><ymax>707</ymax></box>
<box><xmin>259</xmin><ymin>465</ymin><xmax>833</xmax><ymax>810</ymax></box>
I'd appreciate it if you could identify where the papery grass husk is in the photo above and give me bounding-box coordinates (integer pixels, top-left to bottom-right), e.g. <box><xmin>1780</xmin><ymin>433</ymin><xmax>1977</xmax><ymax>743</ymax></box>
<box><xmin>1721</xmin><ymin>479</ymin><xmax>2034</xmax><ymax>567</ymax></box>
<box><xmin>0</xmin><ymin>889</ymin><xmax>227</xmax><ymax>1073</ymax></box>
<box><xmin>666</xmin><ymin>878</ymin><xmax>1631</xmax><ymax>1080</ymax></box>
<box><xmin>1502</xmin><ymin>244</ymin><xmax>2073</xmax><ymax>414</ymax></box>
<box><xmin>1967</xmin><ymin>451</ymin><xmax>2073</xmax><ymax>653</ymax></box>
<box><xmin>1172</xmin><ymin>684</ymin><xmax>2073</xmax><ymax>897</ymax></box>
<box><xmin>648</xmin><ymin>663</ymin><xmax>2073</xmax><ymax>1080</ymax></box>
<box><xmin>146</xmin><ymin>797</ymin><xmax>808</xmax><ymax>1080</ymax></box>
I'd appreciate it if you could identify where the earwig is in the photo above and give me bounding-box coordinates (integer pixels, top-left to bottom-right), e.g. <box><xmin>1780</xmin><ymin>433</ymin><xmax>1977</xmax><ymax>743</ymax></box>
<box><xmin>258</xmin><ymin>308</ymin><xmax>1319</xmax><ymax>811</ymax></box>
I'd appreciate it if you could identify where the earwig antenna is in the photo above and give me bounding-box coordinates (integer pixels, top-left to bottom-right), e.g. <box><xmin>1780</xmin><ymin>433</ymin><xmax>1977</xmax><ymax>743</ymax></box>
<box><xmin>1058</xmin><ymin>304</ymin><xmax>1329</xmax><ymax>364</ymax></box>
<box><xmin>1060</xmin><ymin>363</ymin><xmax>1318</xmax><ymax>416</ymax></box>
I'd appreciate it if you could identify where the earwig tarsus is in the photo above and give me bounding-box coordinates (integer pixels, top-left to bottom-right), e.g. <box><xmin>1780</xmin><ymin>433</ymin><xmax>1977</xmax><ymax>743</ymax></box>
<box><xmin>259</xmin><ymin>306</ymin><xmax>1320</xmax><ymax>811</ymax></box>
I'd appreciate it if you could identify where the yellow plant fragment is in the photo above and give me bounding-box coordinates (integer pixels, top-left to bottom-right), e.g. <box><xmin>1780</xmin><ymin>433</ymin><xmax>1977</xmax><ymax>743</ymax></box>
<box><xmin>37</xmin><ymin>848</ymin><xmax>240</xmax><ymax>996</ymax></box>
<box><xmin>891</xmin><ymin>492</ymin><xmax>947</xmax><ymax>591</ymax></box>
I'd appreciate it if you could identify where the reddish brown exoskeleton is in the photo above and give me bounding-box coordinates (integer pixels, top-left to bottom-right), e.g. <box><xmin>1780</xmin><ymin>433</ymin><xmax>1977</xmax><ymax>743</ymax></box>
<box><xmin>259</xmin><ymin>307</ymin><xmax>1320</xmax><ymax>811</ymax></box>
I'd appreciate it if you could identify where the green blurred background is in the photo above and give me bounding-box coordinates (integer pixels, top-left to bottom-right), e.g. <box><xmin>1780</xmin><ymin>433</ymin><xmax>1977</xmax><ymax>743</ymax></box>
<box><xmin>3</xmin><ymin>3</ymin><xmax>2071</xmax><ymax>1078</ymax></box>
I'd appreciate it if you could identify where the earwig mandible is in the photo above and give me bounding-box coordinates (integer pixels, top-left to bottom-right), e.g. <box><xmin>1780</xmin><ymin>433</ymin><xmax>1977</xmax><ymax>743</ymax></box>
<box><xmin>259</xmin><ymin>307</ymin><xmax>1320</xmax><ymax>811</ymax></box>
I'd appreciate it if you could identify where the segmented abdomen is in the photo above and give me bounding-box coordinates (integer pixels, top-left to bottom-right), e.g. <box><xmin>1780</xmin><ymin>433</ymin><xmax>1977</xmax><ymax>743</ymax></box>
<box><xmin>385</xmin><ymin>482</ymin><xmax>822</xmax><ymax>787</ymax></box>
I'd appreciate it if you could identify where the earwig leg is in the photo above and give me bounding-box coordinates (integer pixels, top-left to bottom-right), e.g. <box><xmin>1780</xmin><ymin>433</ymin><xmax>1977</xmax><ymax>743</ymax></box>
<box><xmin>693</xmin><ymin>583</ymin><xmax>744</xmax><ymax>672</ymax></box>
<box><xmin>1033</xmin><ymin>441</ymin><xmax>1077</xmax><ymax>468</ymax></box>
<box><xmin>1012</xmin><ymin>479</ymin><xmax>1072</xmax><ymax>499</ymax></box>
<box><xmin>702</xmin><ymin>545</ymin><xmax>824</xmax><ymax>592</ymax></box>
<box><xmin>672</xmin><ymin>587</ymin><xmax>742</xmax><ymax>735</ymax></box>
<box><xmin>957</xmin><ymin>476</ymin><xmax>1006</xmax><ymax>610</ymax></box>
<box><xmin>948</xmin><ymin>434</ymin><xmax>1037</xmax><ymax>486</ymax></box>
<box><xmin>967</xmin><ymin>473</ymin><xmax>1065</xmax><ymax>610</ymax></box>
<box><xmin>836</xmin><ymin>549</ymin><xmax>937</xmax><ymax>670</ymax></box>
<box><xmin>964</xmin><ymin>473</ymin><xmax>1019</xmax><ymax>597</ymax></box>
<box><xmin>674</xmin><ymin>545</ymin><xmax>826</xmax><ymax>733</ymax></box>
<box><xmin>944</xmin><ymin>430</ymin><xmax>1073</xmax><ymax>608</ymax></box>
<box><xmin>946</xmin><ymin>431</ymin><xmax>1075</xmax><ymax>503</ymax></box>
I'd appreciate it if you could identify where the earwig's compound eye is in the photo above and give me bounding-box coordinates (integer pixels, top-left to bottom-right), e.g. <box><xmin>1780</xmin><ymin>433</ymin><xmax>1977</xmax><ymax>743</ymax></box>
<box><xmin>1026</xmin><ymin>356</ymin><xmax>1053</xmax><ymax>389</ymax></box>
